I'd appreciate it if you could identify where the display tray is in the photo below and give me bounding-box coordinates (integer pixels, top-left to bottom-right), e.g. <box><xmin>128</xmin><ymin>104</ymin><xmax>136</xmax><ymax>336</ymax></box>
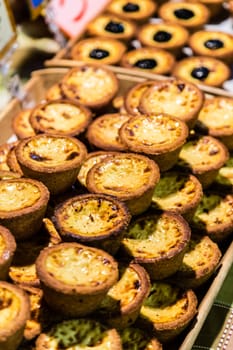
<box><xmin>0</xmin><ymin>67</ymin><xmax>233</xmax><ymax>350</ymax></box>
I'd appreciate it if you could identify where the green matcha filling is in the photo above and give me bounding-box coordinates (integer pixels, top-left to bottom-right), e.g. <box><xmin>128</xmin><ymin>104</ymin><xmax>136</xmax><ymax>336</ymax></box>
<box><xmin>153</xmin><ymin>172</ymin><xmax>188</xmax><ymax>198</ymax></box>
<box><xmin>120</xmin><ymin>327</ymin><xmax>153</xmax><ymax>350</ymax></box>
<box><xmin>143</xmin><ymin>282</ymin><xmax>180</xmax><ymax>308</ymax></box>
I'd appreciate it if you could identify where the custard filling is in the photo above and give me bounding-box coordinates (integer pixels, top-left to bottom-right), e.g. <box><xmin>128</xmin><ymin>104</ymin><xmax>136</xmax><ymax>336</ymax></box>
<box><xmin>0</xmin><ymin>287</ymin><xmax>20</xmax><ymax>327</ymax></box>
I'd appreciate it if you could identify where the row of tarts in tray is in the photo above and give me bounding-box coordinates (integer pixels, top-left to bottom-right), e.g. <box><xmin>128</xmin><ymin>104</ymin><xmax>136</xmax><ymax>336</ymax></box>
<box><xmin>0</xmin><ymin>64</ymin><xmax>232</xmax><ymax>349</ymax></box>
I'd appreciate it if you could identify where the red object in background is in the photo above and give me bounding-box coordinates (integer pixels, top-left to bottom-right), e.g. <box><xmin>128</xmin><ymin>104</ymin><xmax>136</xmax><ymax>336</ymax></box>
<box><xmin>50</xmin><ymin>0</ymin><xmax>111</xmax><ymax>38</ymax></box>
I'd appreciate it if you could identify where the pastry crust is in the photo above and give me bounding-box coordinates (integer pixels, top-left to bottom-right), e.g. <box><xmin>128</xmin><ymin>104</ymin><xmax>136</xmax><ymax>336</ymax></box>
<box><xmin>0</xmin><ymin>225</ymin><xmax>16</xmax><ymax>280</ymax></box>
<box><xmin>12</xmin><ymin>109</ymin><xmax>35</xmax><ymax>139</ymax></box>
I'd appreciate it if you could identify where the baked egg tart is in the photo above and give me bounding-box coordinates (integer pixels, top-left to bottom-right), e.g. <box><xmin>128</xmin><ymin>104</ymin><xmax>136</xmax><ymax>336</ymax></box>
<box><xmin>121</xmin><ymin>211</ymin><xmax>191</xmax><ymax>280</ymax></box>
<box><xmin>107</xmin><ymin>0</ymin><xmax>157</xmax><ymax>21</ymax></box>
<box><xmin>15</xmin><ymin>134</ymin><xmax>87</xmax><ymax>195</ymax></box>
<box><xmin>0</xmin><ymin>170</ymin><xmax>21</xmax><ymax>180</ymax></box>
<box><xmin>0</xmin><ymin>142</ymin><xmax>17</xmax><ymax>171</ymax></box>
<box><xmin>0</xmin><ymin>225</ymin><xmax>16</xmax><ymax>280</ymax></box>
<box><xmin>96</xmin><ymin>263</ymin><xmax>150</xmax><ymax>329</ymax></box>
<box><xmin>53</xmin><ymin>193</ymin><xmax>131</xmax><ymax>255</ymax></box>
<box><xmin>0</xmin><ymin>281</ymin><xmax>30</xmax><ymax>350</ymax></box>
<box><xmin>0</xmin><ymin>178</ymin><xmax>49</xmax><ymax>240</ymax></box>
<box><xmin>86</xmin><ymin>152</ymin><xmax>160</xmax><ymax>215</ymax></box>
<box><xmin>45</xmin><ymin>82</ymin><xmax>65</xmax><ymax>101</ymax></box>
<box><xmin>36</xmin><ymin>242</ymin><xmax>119</xmax><ymax>317</ymax></box>
<box><xmin>35</xmin><ymin>318</ymin><xmax>122</xmax><ymax>350</ymax></box>
<box><xmin>12</xmin><ymin>109</ymin><xmax>35</xmax><ymax>139</ymax></box>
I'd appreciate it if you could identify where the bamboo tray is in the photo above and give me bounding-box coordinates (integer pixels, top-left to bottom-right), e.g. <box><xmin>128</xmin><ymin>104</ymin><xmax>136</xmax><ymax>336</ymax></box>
<box><xmin>1</xmin><ymin>67</ymin><xmax>233</xmax><ymax>350</ymax></box>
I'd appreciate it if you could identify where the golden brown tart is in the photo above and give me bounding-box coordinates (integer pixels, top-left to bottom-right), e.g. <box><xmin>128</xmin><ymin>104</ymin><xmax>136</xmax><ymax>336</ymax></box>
<box><xmin>53</xmin><ymin>193</ymin><xmax>131</xmax><ymax>255</ymax></box>
<box><xmin>96</xmin><ymin>263</ymin><xmax>151</xmax><ymax>329</ymax></box>
<box><xmin>15</xmin><ymin>134</ymin><xmax>87</xmax><ymax>195</ymax></box>
<box><xmin>178</xmin><ymin>135</ymin><xmax>229</xmax><ymax>188</ymax></box>
<box><xmin>0</xmin><ymin>170</ymin><xmax>21</xmax><ymax>180</ymax></box>
<box><xmin>0</xmin><ymin>142</ymin><xmax>17</xmax><ymax>171</ymax></box>
<box><xmin>139</xmin><ymin>78</ymin><xmax>204</xmax><ymax>129</ymax></box>
<box><xmin>86</xmin><ymin>112</ymin><xmax>130</xmax><ymax>151</ymax></box>
<box><xmin>6</xmin><ymin>146</ymin><xmax>23</xmax><ymax>175</ymax></box>
<box><xmin>120</xmin><ymin>47</ymin><xmax>175</xmax><ymax>75</ymax></box>
<box><xmin>0</xmin><ymin>225</ymin><xmax>16</xmax><ymax>280</ymax></box>
<box><xmin>189</xmin><ymin>0</ymin><xmax>225</xmax><ymax>17</ymax></box>
<box><xmin>172</xmin><ymin>56</ymin><xmax>231</xmax><ymax>87</ymax></box>
<box><xmin>196</xmin><ymin>97</ymin><xmax>233</xmax><ymax>151</ymax></box>
<box><xmin>173</xmin><ymin>234</ymin><xmax>222</xmax><ymax>288</ymax></box>
<box><xmin>86</xmin><ymin>152</ymin><xmax>160</xmax><ymax>215</ymax></box>
<box><xmin>152</xmin><ymin>171</ymin><xmax>203</xmax><ymax>222</ymax></box>
<box><xmin>137</xmin><ymin>21</ymin><xmax>189</xmax><ymax>56</ymax></box>
<box><xmin>158</xmin><ymin>1</ymin><xmax>210</xmax><ymax>31</ymax></box>
<box><xmin>12</xmin><ymin>109</ymin><xmax>36</xmax><ymax>139</ymax></box>
<box><xmin>119</xmin><ymin>327</ymin><xmax>162</xmax><ymax>350</ymax></box>
<box><xmin>35</xmin><ymin>318</ymin><xmax>122</xmax><ymax>350</ymax></box>
<box><xmin>36</xmin><ymin>242</ymin><xmax>119</xmax><ymax>317</ymax></box>
<box><xmin>29</xmin><ymin>99</ymin><xmax>92</xmax><ymax>137</ymax></box>
<box><xmin>0</xmin><ymin>281</ymin><xmax>30</xmax><ymax>350</ymax></box>
<box><xmin>119</xmin><ymin>113</ymin><xmax>189</xmax><ymax>171</ymax></box>
<box><xmin>189</xmin><ymin>30</ymin><xmax>233</xmax><ymax>64</ymax></box>
<box><xmin>121</xmin><ymin>211</ymin><xmax>191</xmax><ymax>280</ymax></box>
<box><xmin>107</xmin><ymin>0</ymin><xmax>157</xmax><ymax>21</ymax></box>
<box><xmin>138</xmin><ymin>281</ymin><xmax>198</xmax><ymax>342</ymax></box>
<box><xmin>45</xmin><ymin>82</ymin><xmax>66</xmax><ymax>101</ymax></box>
<box><xmin>61</xmin><ymin>65</ymin><xmax>119</xmax><ymax>110</ymax></box>
<box><xmin>70</xmin><ymin>37</ymin><xmax>127</xmax><ymax>65</ymax></box>
<box><xmin>0</xmin><ymin>178</ymin><xmax>49</xmax><ymax>240</ymax></box>
<box><xmin>214</xmin><ymin>153</ymin><xmax>233</xmax><ymax>191</ymax></box>
<box><xmin>86</xmin><ymin>14</ymin><xmax>137</xmax><ymax>41</ymax></box>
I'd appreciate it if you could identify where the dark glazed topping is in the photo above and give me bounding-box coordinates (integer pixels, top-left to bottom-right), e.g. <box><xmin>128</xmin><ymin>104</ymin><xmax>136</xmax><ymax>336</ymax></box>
<box><xmin>204</xmin><ymin>39</ymin><xmax>224</xmax><ymax>50</ymax></box>
<box><xmin>30</xmin><ymin>152</ymin><xmax>46</xmax><ymax>162</ymax></box>
<box><xmin>66</xmin><ymin>152</ymin><xmax>79</xmax><ymax>161</ymax></box>
<box><xmin>89</xmin><ymin>49</ymin><xmax>110</xmax><ymax>59</ymax></box>
<box><xmin>105</xmin><ymin>21</ymin><xmax>125</xmax><ymax>33</ymax></box>
<box><xmin>174</xmin><ymin>8</ymin><xmax>195</xmax><ymax>20</ymax></box>
<box><xmin>191</xmin><ymin>66</ymin><xmax>210</xmax><ymax>80</ymax></box>
<box><xmin>123</xmin><ymin>2</ymin><xmax>140</xmax><ymax>12</ymax></box>
<box><xmin>153</xmin><ymin>30</ymin><xmax>172</xmax><ymax>42</ymax></box>
<box><xmin>134</xmin><ymin>58</ymin><xmax>157</xmax><ymax>69</ymax></box>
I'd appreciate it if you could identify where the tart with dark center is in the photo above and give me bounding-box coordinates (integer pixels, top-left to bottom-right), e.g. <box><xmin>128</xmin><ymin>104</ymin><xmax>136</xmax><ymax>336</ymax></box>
<box><xmin>107</xmin><ymin>0</ymin><xmax>157</xmax><ymax>21</ymax></box>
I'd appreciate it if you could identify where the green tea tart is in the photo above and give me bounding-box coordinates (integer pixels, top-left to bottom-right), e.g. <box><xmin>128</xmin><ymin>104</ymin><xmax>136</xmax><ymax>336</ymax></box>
<box><xmin>86</xmin><ymin>113</ymin><xmax>130</xmax><ymax>152</ymax></box>
<box><xmin>35</xmin><ymin>319</ymin><xmax>122</xmax><ymax>350</ymax></box>
<box><xmin>0</xmin><ymin>281</ymin><xmax>30</xmax><ymax>350</ymax></box>
<box><xmin>29</xmin><ymin>99</ymin><xmax>92</xmax><ymax>137</ymax></box>
<box><xmin>139</xmin><ymin>281</ymin><xmax>198</xmax><ymax>342</ymax></box>
<box><xmin>96</xmin><ymin>263</ymin><xmax>150</xmax><ymax>329</ymax></box>
<box><xmin>70</xmin><ymin>37</ymin><xmax>127</xmax><ymax>65</ymax></box>
<box><xmin>191</xmin><ymin>191</ymin><xmax>233</xmax><ymax>242</ymax></box>
<box><xmin>215</xmin><ymin>153</ymin><xmax>233</xmax><ymax>191</ymax></box>
<box><xmin>36</xmin><ymin>242</ymin><xmax>119</xmax><ymax>317</ymax></box>
<box><xmin>0</xmin><ymin>178</ymin><xmax>49</xmax><ymax>240</ymax></box>
<box><xmin>173</xmin><ymin>234</ymin><xmax>222</xmax><ymax>288</ymax></box>
<box><xmin>86</xmin><ymin>152</ymin><xmax>160</xmax><ymax>215</ymax></box>
<box><xmin>152</xmin><ymin>171</ymin><xmax>203</xmax><ymax>221</ymax></box>
<box><xmin>139</xmin><ymin>78</ymin><xmax>204</xmax><ymax>129</ymax></box>
<box><xmin>178</xmin><ymin>135</ymin><xmax>229</xmax><ymax>188</ymax></box>
<box><xmin>0</xmin><ymin>225</ymin><xmax>16</xmax><ymax>280</ymax></box>
<box><xmin>53</xmin><ymin>193</ymin><xmax>131</xmax><ymax>255</ymax></box>
<box><xmin>119</xmin><ymin>327</ymin><xmax>162</xmax><ymax>350</ymax></box>
<box><xmin>61</xmin><ymin>65</ymin><xmax>119</xmax><ymax>110</ymax></box>
<box><xmin>15</xmin><ymin>134</ymin><xmax>87</xmax><ymax>195</ymax></box>
<box><xmin>119</xmin><ymin>113</ymin><xmax>189</xmax><ymax>171</ymax></box>
<box><xmin>120</xmin><ymin>47</ymin><xmax>175</xmax><ymax>75</ymax></box>
<box><xmin>12</xmin><ymin>109</ymin><xmax>35</xmax><ymax>139</ymax></box>
<box><xmin>107</xmin><ymin>0</ymin><xmax>157</xmax><ymax>21</ymax></box>
<box><xmin>121</xmin><ymin>211</ymin><xmax>191</xmax><ymax>280</ymax></box>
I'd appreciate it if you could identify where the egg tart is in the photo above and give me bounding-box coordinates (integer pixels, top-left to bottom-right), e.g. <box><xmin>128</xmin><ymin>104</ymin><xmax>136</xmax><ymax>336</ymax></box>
<box><xmin>70</xmin><ymin>37</ymin><xmax>127</xmax><ymax>65</ymax></box>
<box><xmin>86</xmin><ymin>112</ymin><xmax>130</xmax><ymax>151</ymax></box>
<box><xmin>121</xmin><ymin>211</ymin><xmax>191</xmax><ymax>280</ymax></box>
<box><xmin>15</xmin><ymin>134</ymin><xmax>87</xmax><ymax>195</ymax></box>
<box><xmin>35</xmin><ymin>318</ymin><xmax>122</xmax><ymax>350</ymax></box>
<box><xmin>177</xmin><ymin>135</ymin><xmax>229</xmax><ymax>188</ymax></box>
<box><xmin>96</xmin><ymin>263</ymin><xmax>150</xmax><ymax>329</ymax></box>
<box><xmin>45</xmin><ymin>82</ymin><xmax>66</xmax><ymax>101</ymax></box>
<box><xmin>29</xmin><ymin>99</ymin><xmax>92</xmax><ymax>137</ymax></box>
<box><xmin>61</xmin><ymin>65</ymin><xmax>119</xmax><ymax>110</ymax></box>
<box><xmin>12</xmin><ymin>109</ymin><xmax>35</xmax><ymax>139</ymax></box>
<box><xmin>0</xmin><ymin>170</ymin><xmax>21</xmax><ymax>180</ymax></box>
<box><xmin>137</xmin><ymin>21</ymin><xmax>189</xmax><ymax>56</ymax></box>
<box><xmin>139</xmin><ymin>78</ymin><xmax>204</xmax><ymax>129</ymax></box>
<box><xmin>0</xmin><ymin>142</ymin><xmax>17</xmax><ymax>171</ymax></box>
<box><xmin>189</xmin><ymin>30</ymin><xmax>233</xmax><ymax>64</ymax></box>
<box><xmin>86</xmin><ymin>152</ymin><xmax>160</xmax><ymax>215</ymax></box>
<box><xmin>189</xmin><ymin>0</ymin><xmax>225</xmax><ymax>17</ymax></box>
<box><xmin>191</xmin><ymin>191</ymin><xmax>233</xmax><ymax>242</ymax></box>
<box><xmin>138</xmin><ymin>281</ymin><xmax>198</xmax><ymax>342</ymax></box>
<box><xmin>152</xmin><ymin>171</ymin><xmax>203</xmax><ymax>221</ymax></box>
<box><xmin>86</xmin><ymin>14</ymin><xmax>137</xmax><ymax>41</ymax></box>
<box><xmin>0</xmin><ymin>225</ymin><xmax>16</xmax><ymax>280</ymax></box>
<box><xmin>119</xmin><ymin>113</ymin><xmax>189</xmax><ymax>171</ymax></box>
<box><xmin>119</xmin><ymin>327</ymin><xmax>162</xmax><ymax>350</ymax></box>
<box><xmin>196</xmin><ymin>97</ymin><xmax>233</xmax><ymax>151</ymax></box>
<box><xmin>172</xmin><ymin>56</ymin><xmax>231</xmax><ymax>87</ymax></box>
<box><xmin>0</xmin><ymin>281</ymin><xmax>30</xmax><ymax>350</ymax></box>
<box><xmin>158</xmin><ymin>1</ymin><xmax>210</xmax><ymax>31</ymax></box>
<box><xmin>0</xmin><ymin>178</ymin><xmax>49</xmax><ymax>240</ymax></box>
<box><xmin>6</xmin><ymin>146</ymin><xmax>23</xmax><ymax>175</ymax></box>
<box><xmin>36</xmin><ymin>242</ymin><xmax>119</xmax><ymax>317</ymax></box>
<box><xmin>53</xmin><ymin>193</ymin><xmax>131</xmax><ymax>255</ymax></box>
<box><xmin>107</xmin><ymin>0</ymin><xmax>157</xmax><ymax>21</ymax></box>
<box><xmin>120</xmin><ymin>47</ymin><xmax>175</xmax><ymax>75</ymax></box>
<box><xmin>173</xmin><ymin>234</ymin><xmax>222</xmax><ymax>288</ymax></box>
